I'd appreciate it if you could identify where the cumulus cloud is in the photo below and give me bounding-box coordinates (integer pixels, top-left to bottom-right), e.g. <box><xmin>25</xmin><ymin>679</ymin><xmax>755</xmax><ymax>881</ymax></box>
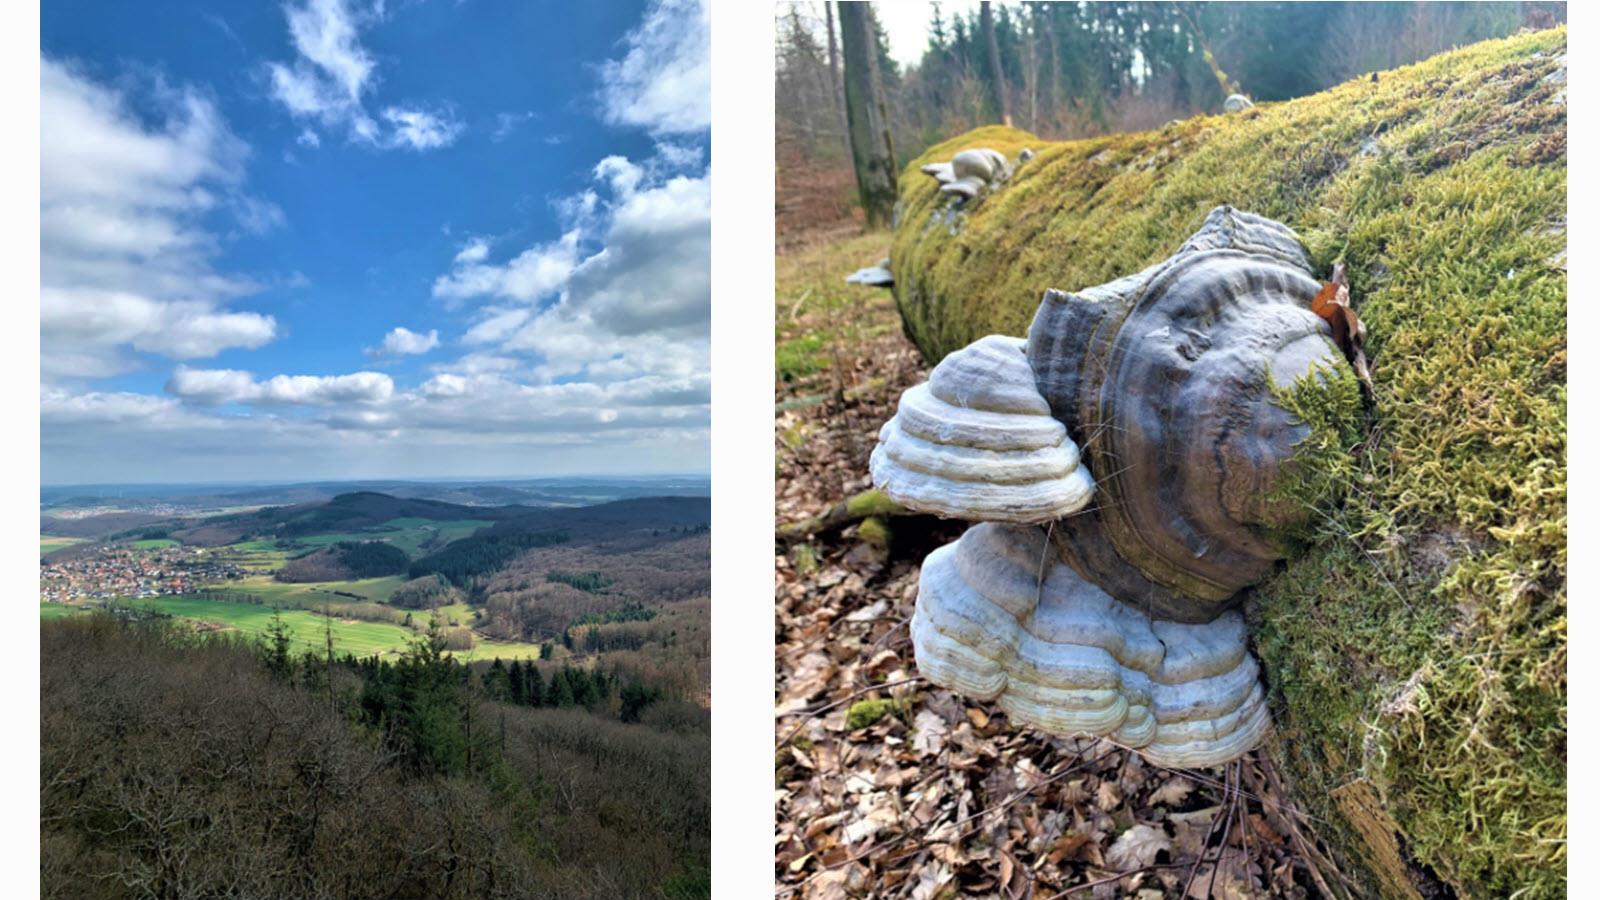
<box><xmin>375</xmin><ymin>326</ymin><xmax>440</xmax><ymax>355</ymax></box>
<box><xmin>266</xmin><ymin>0</ymin><xmax>462</xmax><ymax>149</ymax></box>
<box><xmin>598</xmin><ymin>0</ymin><xmax>709</xmax><ymax>134</ymax></box>
<box><xmin>433</xmin><ymin>230</ymin><xmax>582</xmax><ymax>304</ymax></box>
<box><xmin>41</xmin><ymin>57</ymin><xmax>279</xmax><ymax>380</ymax></box>
<box><xmin>41</xmin><ymin>0</ymin><xmax>713</xmax><ymax>484</ymax></box>
<box><xmin>166</xmin><ymin>365</ymin><xmax>395</xmax><ymax>405</ymax></box>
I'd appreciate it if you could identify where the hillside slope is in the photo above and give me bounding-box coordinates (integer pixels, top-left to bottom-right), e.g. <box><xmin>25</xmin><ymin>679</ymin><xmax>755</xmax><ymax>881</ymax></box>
<box><xmin>886</xmin><ymin>30</ymin><xmax>1565</xmax><ymax>900</ymax></box>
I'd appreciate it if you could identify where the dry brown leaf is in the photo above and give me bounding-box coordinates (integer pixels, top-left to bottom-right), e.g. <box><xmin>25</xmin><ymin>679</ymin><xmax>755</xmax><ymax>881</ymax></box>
<box><xmin>1106</xmin><ymin>824</ymin><xmax>1171</xmax><ymax>872</ymax></box>
<box><xmin>1149</xmin><ymin>776</ymin><xmax>1196</xmax><ymax>807</ymax></box>
<box><xmin>912</xmin><ymin>709</ymin><xmax>949</xmax><ymax>757</ymax></box>
<box><xmin>1096</xmin><ymin>780</ymin><xmax>1123</xmax><ymax>811</ymax></box>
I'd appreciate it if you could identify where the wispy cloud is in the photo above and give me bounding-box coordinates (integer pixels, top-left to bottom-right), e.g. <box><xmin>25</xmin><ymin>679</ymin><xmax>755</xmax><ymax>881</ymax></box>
<box><xmin>266</xmin><ymin>0</ymin><xmax>462</xmax><ymax>150</ymax></box>
<box><xmin>598</xmin><ymin>0</ymin><xmax>710</xmax><ymax>134</ymax></box>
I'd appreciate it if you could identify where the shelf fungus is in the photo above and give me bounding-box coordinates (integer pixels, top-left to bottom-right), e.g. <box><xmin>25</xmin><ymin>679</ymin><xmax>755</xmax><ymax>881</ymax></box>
<box><xmin>874</xmin><ymin>206</ymin><xmax>1357</xmax><ymax>768</ymax></box>
<box><xmin>869</xmin><ymin>334</ymin><xmax>1095</xmax><ymax>525</ymax></box>
<box><xmin>920</xmin><ymin>147</ymin><xmax>1031</xmax><ymax>202</ymax></box>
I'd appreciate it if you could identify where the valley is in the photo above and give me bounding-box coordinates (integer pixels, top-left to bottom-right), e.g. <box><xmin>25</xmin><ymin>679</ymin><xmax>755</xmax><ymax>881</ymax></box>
<box><xmin>42</xmin><ymin>482</ymin><xmax>710</xmax><ymax>676</ymax></box>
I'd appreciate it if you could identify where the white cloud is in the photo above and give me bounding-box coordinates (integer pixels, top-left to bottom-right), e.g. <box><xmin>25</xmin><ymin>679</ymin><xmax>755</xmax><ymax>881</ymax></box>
<box><xmin>492</xmin><ymin>111</ymin><xmax>534</xmax><ymax>142</ymax></box>
<box><xmin>429</xmin><ymin>137</ymin><xmax>709</xmax><ymax>403</ymax></box>
<box><xmin>381</xmin><ymin>106</ymin><xmax>462</xmax><ymax>150</ymax></box>
<box><xmin>266</xmin><ymin>0</ymin><xmax>462</xmax><ymax>150</ymax></box>
<box><xmin>376</xmin><ymin>326</ymin><xmax>440</xmax><ymax>355</ymax></box>
<box><xmin>433</xmin><ymin>230</ymin><xmax>582</xmax><ymax>304</ymax></box>
<box><xmin>41</xmin><ymin>57</ymin><xmax>279</xmax><ymax>381</ymax></box>
<box><xmin>453</xmin><ymin>237</ymin><xmax>490</xmax><ymax>264</ymax></box>
<box><xmin>598</xmin><ymin>0</ymin><xmax>710</xmax><ymax>134</ymax></box>
<box><xmin>166</xmin><ymin>365</ymin><xmax>394</xmax><ymax>406</ymax></box>
<box><xmin>297</xmin><ymin>128</ymin><xmax>321</xmax><ymax>147</ymax></box>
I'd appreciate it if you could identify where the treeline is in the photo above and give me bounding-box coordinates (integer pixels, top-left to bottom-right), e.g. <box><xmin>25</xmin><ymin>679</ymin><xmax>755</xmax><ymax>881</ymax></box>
<box><xmin>571</xmin><ymin>600</ymin><xmax>657</xmax><ymax>628</ymax></box>
<box><xmin>547</xmin><ymin>570</ymin><xmax>614</xmax><ymax>593</ymax></box>
<box><xmin>390</xmin><ymin>573</ymin><xmax>464</xmax><ymax>610</ymax></box>
<box><xmin>275</xmin><ymin>540</ymin><xmax>410</xmax><ymax>583</ymax></box>
<box><xmin>476</xmin><ymin>659</ymin><xmax>665</xmax><ymax>724</ymax></box>
<box><xmin>410</xmin><ymin>528</ymin><xmax>570</xmax><ymax>586</ymax></box>
<box><xmin>42</xmin><ymin>613</ymin><xmax>709</xmax><ymax>898</ymax></box>
<box><xmin>777</xmin><ymin>2</ymin><xmax>1563</xmax><ymax>173</ymax></box>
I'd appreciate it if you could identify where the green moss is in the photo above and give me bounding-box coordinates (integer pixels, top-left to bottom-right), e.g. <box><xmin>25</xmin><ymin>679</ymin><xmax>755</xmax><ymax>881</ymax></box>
<box><xmin>1265</xmin><ymin>360</ymin><xmax>1366</xmax><ymax>550</ymax></box>
<box><xmin>844</xmin><ymin>489</ymin><xmax>903</xmax><ymax>519</ymax></box>
<box><xmin>791</xmin><ymin>543</ymin><xmax>818</xmax><ymax>577</ymax></box>
<box><xmin>776</xmin><ymin>333</ymin><xmax>828</xmax><ymax>381</ymax></box>
<box><xmin>845</xmin><ymin>698</ymin><xmax>902</xmax><ymax>730</ymax></box>
<box><xmin>856</xmin><ymin>516</ymin><xmax>891</xmax><ymax>549</ymax></box>
<box><xmin>889</xmin><ymin>30</ymin><xmax>1566</xmax><ymax>900</ymax></box>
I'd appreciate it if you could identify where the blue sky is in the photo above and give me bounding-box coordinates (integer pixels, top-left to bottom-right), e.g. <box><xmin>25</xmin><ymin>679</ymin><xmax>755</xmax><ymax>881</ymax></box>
<box><xmin>41</xmin><ymin>0</ymin><xmax>709</xmax><ymax>485</ymax></box>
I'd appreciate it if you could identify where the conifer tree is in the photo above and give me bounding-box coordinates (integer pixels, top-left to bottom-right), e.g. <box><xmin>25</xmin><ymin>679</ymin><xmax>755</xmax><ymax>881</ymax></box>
<box><xmin>527</xmin><ymin>665</ymin><xmax>545</xmax><ymax>707</ymax></box>
<box><xmin>508</xmin><ymin>659</ymin><xmax>526</xmax><ymax>705</ymax></box>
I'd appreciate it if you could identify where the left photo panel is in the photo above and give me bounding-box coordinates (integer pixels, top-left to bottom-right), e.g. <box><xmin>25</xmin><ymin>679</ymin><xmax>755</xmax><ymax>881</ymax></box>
<box><xmin>40</xmin><ymin>1</ymin><xmax>709</xmax><ymax>897</ymax></box>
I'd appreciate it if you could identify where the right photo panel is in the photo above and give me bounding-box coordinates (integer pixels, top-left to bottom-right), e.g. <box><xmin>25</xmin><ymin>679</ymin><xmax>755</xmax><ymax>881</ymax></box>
<box><xmin>774</xmin><ymin>3</ymin><xmax>1567</xmax><ymax>899</ymax></box>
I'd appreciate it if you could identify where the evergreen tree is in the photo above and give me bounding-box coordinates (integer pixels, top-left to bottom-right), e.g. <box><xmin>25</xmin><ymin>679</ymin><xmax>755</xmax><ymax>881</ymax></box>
<box><xmin>261</xmin><ymin>608</ymin><xmax>294</xmax><ymax>681</ymax></box>
<box><xmin>482</xmin><ymin>658</ymin><xmax>510</xmax><ymax>702</ymax></box>
<box><xmin>548</xmin><ymin>669</ymin><xmax>575</xmax><ymax>708</ymax></box>
<box><xmin>508</xmin><ymin>659</ymin><xmax>526</xmax><ymax>705</ymax></box>
<box><xmin>527</xmin><ymin>665</ymin><xmax>544</xmax><ymax>707</ymax></box>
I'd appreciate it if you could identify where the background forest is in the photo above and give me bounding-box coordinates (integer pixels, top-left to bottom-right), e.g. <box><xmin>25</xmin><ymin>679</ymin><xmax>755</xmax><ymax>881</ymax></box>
<box><xmin>775</xmin><ymin>1</ymin><xmax>1566</xmax><ymax>235</ymax></box>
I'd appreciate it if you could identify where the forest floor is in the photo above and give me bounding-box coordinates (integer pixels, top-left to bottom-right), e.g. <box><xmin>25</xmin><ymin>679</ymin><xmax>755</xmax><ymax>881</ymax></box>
<box><xmin>773</xmin><ymin>224</ymin><xmax>1350</xmax><ymax>899</ymax></box>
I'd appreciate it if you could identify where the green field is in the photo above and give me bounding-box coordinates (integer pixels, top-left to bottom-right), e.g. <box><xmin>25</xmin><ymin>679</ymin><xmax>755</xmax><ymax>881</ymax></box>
<box><xmin>220</xmin><ymin>574</ymin><xmax>407</xmax><ymax>605</ymax></box>
<box><xmin>39</xmin><ymin>596</ymin><xmax>546</xmax><ymax>661</ymax></box>
<box><xmin>129</xmin><ymin>539</ymin><xmax>179</xmax><ymax>550</ymax></box>
<box><xmin>40</xmin><ymin>536</ymin><xmax>85</xmax><ymax>554</ymax></box>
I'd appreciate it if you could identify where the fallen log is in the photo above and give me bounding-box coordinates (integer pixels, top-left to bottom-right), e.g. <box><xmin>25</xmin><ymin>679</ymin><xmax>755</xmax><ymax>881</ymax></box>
<box><xmin>883</xmin><ymin>29</ymin><xmax>1566</xmax><ymax>900</ymax></box>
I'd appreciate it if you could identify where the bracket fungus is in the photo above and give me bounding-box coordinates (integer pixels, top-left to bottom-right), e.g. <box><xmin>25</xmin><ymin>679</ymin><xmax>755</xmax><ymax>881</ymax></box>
<box><xmin>920</xmin><ymin>147</ymin><xmax>1031</xmax><ymax>202</ymax></box>
<box><xmin>873</xmin><ymin>207</ymin><xmax>1357</xmax><ymax>767</ymax></box>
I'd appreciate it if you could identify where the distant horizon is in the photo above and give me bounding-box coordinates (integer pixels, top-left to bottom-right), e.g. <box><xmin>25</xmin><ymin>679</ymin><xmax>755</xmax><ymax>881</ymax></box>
<box><xmin>40</xmin><ymin>472</ymin><xmax>712</xmax><ymax>491</ymax></box>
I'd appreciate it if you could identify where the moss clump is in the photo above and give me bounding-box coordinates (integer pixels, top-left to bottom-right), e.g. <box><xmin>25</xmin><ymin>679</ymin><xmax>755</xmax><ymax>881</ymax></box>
<box><xmin>845</xmin><ymin>698</ymin><xmax>902</xmax><ymax>730</ymax></box>
<box><xmin>845</xmin><ymin>489</ymin><xmax>903</xmax><ymax>519</ymax></box>
<box><xmin>855</xmin><ymin>516</ymin><xmax>891</xmax><ymax>549</ymax></box>
<box><xmin>888</xmin><ymin>29</ymin><xmax>1565</xmax><ymax>900</ymax></box>
<box><xmin>1266</xmin><ymin>360</ymin><xmax>1366</xmax><ymax>551</ymax></box>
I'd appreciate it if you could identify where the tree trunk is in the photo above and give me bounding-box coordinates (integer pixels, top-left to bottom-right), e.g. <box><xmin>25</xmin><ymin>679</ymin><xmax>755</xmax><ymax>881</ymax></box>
<box><xmin>1042</xmin><ymin>5</ymin><xmax>1060</xmax><ymax>133</ymax></box>
<box><xmin>825</xmin><ymin>2</ymin><xmax>848</xmax><ymax>156</ymax></box>
<box><xmin>839</xmin><ymin>2</ymin><xmax>896</xmax><ymax>229</ymax></box>
<box><xmin>980</xmin><ymin>1</ymin><xmax>1012</xmax><ymax>126</ymax></box>
<box><xmin>882</xmin><ymin>31</ymin><xmax>1567</xmax><ymax>900</ymax></box>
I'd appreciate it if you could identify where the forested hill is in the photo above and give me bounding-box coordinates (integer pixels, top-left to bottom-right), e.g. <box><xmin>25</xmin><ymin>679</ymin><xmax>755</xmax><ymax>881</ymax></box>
<box><xmin>171</xmin><ymin>492</ymin><xmax>709</xmax><ymax>547</ymax></box>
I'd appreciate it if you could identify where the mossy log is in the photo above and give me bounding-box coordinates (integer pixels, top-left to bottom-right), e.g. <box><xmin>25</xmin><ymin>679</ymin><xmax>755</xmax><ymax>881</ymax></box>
<box><xmin>887</xmin><ymin>30</ymin><xmax>1565</xmax><ymax>900</ymax></box>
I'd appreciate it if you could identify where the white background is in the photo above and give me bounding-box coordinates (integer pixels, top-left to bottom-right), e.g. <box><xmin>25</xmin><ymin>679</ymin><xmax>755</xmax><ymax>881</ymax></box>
<box><xmin>3</xmin><ymin>1</ymin><xmax>1594</xmax><ymax>897</ymax></box>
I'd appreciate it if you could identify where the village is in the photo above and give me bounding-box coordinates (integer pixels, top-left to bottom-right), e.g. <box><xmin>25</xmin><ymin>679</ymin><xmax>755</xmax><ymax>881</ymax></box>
<box><xmin>39</xmin><ymin>544</ymin><xmax>245</xmax><ymax>604</ymax></box>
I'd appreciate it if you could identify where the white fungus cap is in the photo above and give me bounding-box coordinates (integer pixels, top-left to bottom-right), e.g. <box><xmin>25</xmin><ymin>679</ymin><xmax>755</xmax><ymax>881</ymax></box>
<box><xmin>911</xmin><ymin>523</ymin><xmax>1272</xmax><ymax>768</ymax></box>
<box><xmin>870</xmin><ymin>335</ymin><xmax>1094</xmax><ymax>524</ymax></box>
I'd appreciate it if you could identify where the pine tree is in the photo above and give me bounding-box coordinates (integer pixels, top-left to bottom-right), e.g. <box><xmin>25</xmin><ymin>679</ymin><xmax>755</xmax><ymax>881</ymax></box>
<box><xmin>508</xmin><ymin>659</ymin><xmax>526</xmax><ymax>705</ymax></box>
<box><xmin>261</xmin><ymin>608</ymin><xmax>294</xmax><ymax>681</ymax></box>
<box><xmin>527</xmin><ymin>665</ymin><xmax>544</xmax><ymax>707</ymax></box>
<box><xmin>483</xmin><ymin>658</ymin><xmax>510</xmax><ymax>702</ymax></box>
<box><xmin>549</xmin><ymin>669</ymin><xmax>575</xmax><ymax>708</ymax></box>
